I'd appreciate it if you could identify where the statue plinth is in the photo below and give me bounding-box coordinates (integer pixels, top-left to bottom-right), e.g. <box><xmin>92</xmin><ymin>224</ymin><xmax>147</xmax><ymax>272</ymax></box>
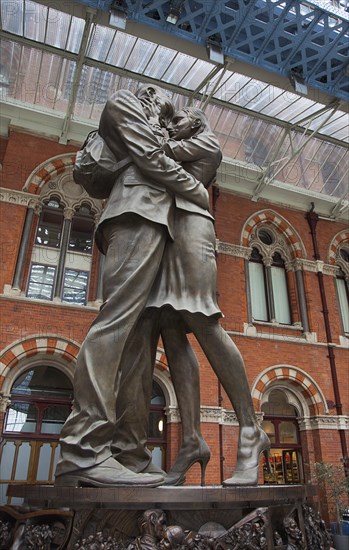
<box><xmin>6</xmin><ymin>482</ymin><xmax>315</xmax><ymax>509</ymax></box>
<box><xmin>0</xmin><ymin>484</ymin><xmax>330</xmax><ymax>549</ymax></box>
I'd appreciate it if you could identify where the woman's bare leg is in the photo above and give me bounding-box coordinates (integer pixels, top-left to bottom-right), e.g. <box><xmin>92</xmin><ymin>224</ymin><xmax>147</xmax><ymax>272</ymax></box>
<box><xmin>161</xmin><ymin>312</ymin><xmax>210</xmax><ymax>485</ymax></box>
<box><xmin>182</xmin><ymin>313</ymin><xmax>270</xmax><ymax>485</ymax></box>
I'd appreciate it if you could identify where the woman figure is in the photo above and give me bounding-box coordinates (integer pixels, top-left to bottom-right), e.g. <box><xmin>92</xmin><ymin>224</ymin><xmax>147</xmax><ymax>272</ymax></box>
<box><xmin>114</xmin><ymin>108</ymin><xmax>269</xmax><ymax>486</ymax></box>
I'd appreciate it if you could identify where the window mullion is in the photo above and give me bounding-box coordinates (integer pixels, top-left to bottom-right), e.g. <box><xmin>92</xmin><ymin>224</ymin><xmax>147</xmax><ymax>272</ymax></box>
<box><xmin>53</xmin><ymin>208</ymin><xmax>74</xmax><ymax>300</ymax></box>
<box><xmin>295</xmin><ymin>266</ymin><xmax>310</xmax><ymax>332</ymax></box>
<box><xmin>265</xmin><ymin>263</ymin><xmax>276</xmax><ymax>322</ymax></box>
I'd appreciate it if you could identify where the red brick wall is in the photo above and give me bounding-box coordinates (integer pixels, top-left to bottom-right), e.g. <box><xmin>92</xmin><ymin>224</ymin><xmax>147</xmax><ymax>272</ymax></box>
<box><xmin>0</xmin><ymin>129</ymin><xmax>348</xmax><ymax>505</ymax></box>
<box><xmin>1</xmin><ymin>130</ymin><xmax>77</xmax><ymax>191</ymax></box>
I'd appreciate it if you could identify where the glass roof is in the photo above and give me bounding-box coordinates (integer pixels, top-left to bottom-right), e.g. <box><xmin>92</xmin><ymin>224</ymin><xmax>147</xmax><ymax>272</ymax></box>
<box><xmin>0</xmin><ymin>0</ymin><xmax>348</xmax><ymax>202</ymax></box>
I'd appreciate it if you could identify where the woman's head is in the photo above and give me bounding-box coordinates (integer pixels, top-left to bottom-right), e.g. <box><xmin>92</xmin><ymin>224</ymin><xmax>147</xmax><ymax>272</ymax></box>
<box><xmin>168</xmin><ymin>107</ymin><xmax>211</xmax><ymax>140</ymax></box>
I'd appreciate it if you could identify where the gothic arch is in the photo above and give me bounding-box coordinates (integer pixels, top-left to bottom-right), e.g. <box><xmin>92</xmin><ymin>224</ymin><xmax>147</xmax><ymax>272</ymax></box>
<box><xmin>251</xmin><ymin>365</ymin><xmax>328</xmax><ymax>416</ymax></box>
<box><xmin>154</xmin><ymin>348</ymin><xmax>177</xmax><ymax>409</ymax></box>
<box><xmin>328</xmin><ymin>230</ymin><xmax>349</xmax><ymax>266</ymax></box>
<box><xmin>241</xmin><ymin>209</ymin><xmax>306</xmax><ymax>260</ymax></box>
<box><xmin>0</xmin><ymin>335</ymin><xmax>79</xmax><ymax>394</ymax></box>
<box><xmin>21</xmin><ymin>153</ymin><xmax>103</xmax><ymax>215</ymax></box>
<box><xmin>23</xmin><ymin>153</ymin><xmax>77</xmax><ymax>195</ymax></box>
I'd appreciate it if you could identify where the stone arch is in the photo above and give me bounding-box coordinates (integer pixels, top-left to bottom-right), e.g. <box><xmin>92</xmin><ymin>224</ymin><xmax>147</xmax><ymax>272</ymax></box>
<box><xmin>328</xmin><ymin>230</ymin><xmax>349</xmax><ymax>266</ymax></box>
<box><xmin>241</xmin><ymin>209</ymin><xmax>306</xmax><ymax>260</ymax></box>
<box><xmin>154</xmin><ymin>348</ymin><xmax>177</xmax><ymax>409</ymax></box>
<box><xmin>22</xmin><ymin>153</ymin><xmax>77</xmax><ymax>195</ymax></box>
<box><xmin>0</xmin><ymin>336</ymin><xmax>79</xmax><ymax>394</ymax></box>
<box><xmin>21</xmin><ymin>153</ymin><xmax>103</xmax><ymax>216</ymax></box>
<box><xmin>251</xmin><ymin>365</ymin><xmax>328</xmax><ymax>416</ymax></box>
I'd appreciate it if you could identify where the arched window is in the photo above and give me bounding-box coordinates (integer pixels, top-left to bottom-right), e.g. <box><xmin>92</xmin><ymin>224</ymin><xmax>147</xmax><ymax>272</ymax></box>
<box><xmin>261</xmin><ymin>389</ymin><xmax>304</xmax><ymax>485</ymax></box>
<box><xmin>147</xmin><ymin>380</ymin><xmax>167</xmax><ymax>470</ymax></box>
<box><xmin>248</xmin><ymin>227</ymin><xmax>291</xmax><ymax>324</ymax></box>
<box><xmin>26</xmin><ymin>200</ymin><xmax>95</xmax><ymax>305</ymax></box>
<box><xmin>10</xmin><ymin>162</ymin><xmax>104</xmax><ymax>305</ymax></box>
<box><xmin>336</xmin><ymin>246</ymin><xmax>349</xmax><ymax>335</ymax></box>
<box><xmin>0</xmin><ymin>366</ymin><xmax>73</xmax><ymax>505</ymax></box>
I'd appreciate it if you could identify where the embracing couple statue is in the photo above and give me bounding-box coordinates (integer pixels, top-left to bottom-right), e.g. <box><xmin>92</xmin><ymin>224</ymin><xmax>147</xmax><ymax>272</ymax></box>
<box><xmin>54</xmin><ymin>85</ymin><xmax>270</xmax><ymax>488</ymax></box>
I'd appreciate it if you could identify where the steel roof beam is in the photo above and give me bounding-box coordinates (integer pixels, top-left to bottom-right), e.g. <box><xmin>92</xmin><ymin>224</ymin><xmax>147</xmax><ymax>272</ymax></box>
<box><xmin>59</xmin><ymin>8</ymin><xmax>96</xmax><ymax>143</ymax></box>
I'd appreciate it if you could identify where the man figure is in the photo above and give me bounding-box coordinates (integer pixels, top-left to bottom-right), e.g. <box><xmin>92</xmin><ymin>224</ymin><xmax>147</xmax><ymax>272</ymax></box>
<box><xmin>55</xmin><ymin>85</ymin><xmax>209</xmax><ymax>487</ymax></box>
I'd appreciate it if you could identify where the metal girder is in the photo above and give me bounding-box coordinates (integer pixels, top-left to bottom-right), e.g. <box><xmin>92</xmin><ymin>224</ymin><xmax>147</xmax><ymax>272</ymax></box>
<box><xmin>59</xmin><ymin>8</ymin><xmax>97</xmax><ymax>143</ymax></box>
<box><xmin>252</xmin><ymin>100</ymin><xmax>343</xmax><ymax>200</ymax></box>
<box><xmin>71</xmin><ymin>0</ymin><xmax>349</xmax><ymax>102</ymax></box>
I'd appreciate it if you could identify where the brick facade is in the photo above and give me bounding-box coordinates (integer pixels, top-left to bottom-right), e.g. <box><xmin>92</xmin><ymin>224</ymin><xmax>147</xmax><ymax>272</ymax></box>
<box><xmin>0</xmin><ymin>130</ymin><xmax>348</xmax><ymax>518</ymax></box>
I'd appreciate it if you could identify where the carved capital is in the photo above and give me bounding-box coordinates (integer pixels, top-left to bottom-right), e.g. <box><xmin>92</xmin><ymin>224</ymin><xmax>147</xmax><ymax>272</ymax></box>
<box><xmin>165</xmin><ymin>405</ymin><xmax>180</xmax><ymax>423</ymax></box>
<box><xmin>0</xmin><ymin>393</ymin><xmax>11</xmax><ymax>413</ymax></box>
<box><xmin>217</xmin><ymin>241</ymin><xmax>252</xmax><ymax>259</ymax></box>
<box><xmin>63</xmin><ymin>207</ymin><xmax>75</xmax><ymax>221</ymax></box>
<box><xmin>263</xmin><ymin>256</ymin><xmax>273</xmax><ymax>267</ymax></box>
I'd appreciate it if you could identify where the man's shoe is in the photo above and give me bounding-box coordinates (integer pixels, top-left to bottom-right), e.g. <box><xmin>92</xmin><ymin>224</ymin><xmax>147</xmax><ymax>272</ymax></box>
<box><xmin>140</xmin><ymin>462</ymin><xmax>166</xmax><ymax>476</ymax></box>
<box><xmin>55</xmin><ymin>457</ymin><xmax>164</xmax><ymax>488</ymax></box>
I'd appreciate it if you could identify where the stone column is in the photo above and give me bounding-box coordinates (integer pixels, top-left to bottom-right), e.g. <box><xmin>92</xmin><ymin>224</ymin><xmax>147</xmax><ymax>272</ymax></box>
<box><xmin>53</xmin><ymin>207</ymin><xmax>74</xmax><ymax>300</ymax></box>
<box><xmin>12</xmin><ymin>201</ymin><xmax>40</xmax><ymax>290</ymax></box>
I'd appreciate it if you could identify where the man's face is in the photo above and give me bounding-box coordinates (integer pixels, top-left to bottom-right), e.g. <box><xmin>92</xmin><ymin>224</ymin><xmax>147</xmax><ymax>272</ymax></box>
<box><xmin>167</xmin><ymin>111</ymin><xmax>194</xmax><ymax>140</ymax></box>
<box><xmin>137</xmin><ymin>86</ymin><xmax>171</xmax><ymax>127</ymax></box>
<box><xmin>154</xmin><ymin>513</ymin><xmax>167</xmax><ymax>539</ymax></box>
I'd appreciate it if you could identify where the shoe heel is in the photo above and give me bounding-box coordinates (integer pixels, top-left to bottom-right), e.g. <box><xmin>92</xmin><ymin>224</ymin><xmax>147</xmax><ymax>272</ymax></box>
<box><xmin>199</xmin><ymin>456</ymin><xmax>209</xmax><ymax>486</ymax></box>
<box><xmin>263</xmin><ymin>448</ymin><xmax>273</xmax><ymax>475</ymax></box>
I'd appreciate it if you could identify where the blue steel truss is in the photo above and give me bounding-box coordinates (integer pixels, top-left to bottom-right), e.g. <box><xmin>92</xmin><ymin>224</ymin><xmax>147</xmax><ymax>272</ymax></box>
<box><xmin>75</xmin><ymin>0</ymin><xmax>349</xmax><ymax>102</ymax></box>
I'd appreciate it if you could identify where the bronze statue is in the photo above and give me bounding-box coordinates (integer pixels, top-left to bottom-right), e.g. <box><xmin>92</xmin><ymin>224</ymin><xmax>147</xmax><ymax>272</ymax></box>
<box><xmin>55</xmin><ymin>86</ymin><xmax>210</xmax><ymax>488</ymax></box>
<box><xmin>113</xmin><ymin>107</ymin><xmax>270</xmax><ymax>486</ymax></box>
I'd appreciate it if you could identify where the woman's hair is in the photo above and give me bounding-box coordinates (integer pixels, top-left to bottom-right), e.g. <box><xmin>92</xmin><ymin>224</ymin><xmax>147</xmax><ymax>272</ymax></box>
<box><xmin>180</xmin><ymin>107</ymin><xmax>212</xmax><ymax>134</ymax></box>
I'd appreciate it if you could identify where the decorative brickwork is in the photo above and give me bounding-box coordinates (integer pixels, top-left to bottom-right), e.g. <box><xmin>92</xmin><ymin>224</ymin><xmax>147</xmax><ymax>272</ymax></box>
<box><xmin>0</xmin><ymin>336</ymin><xmax>79</xmax><ymax>390</ymax></box>
<box><xmin>241</xmin><ymin>209</ymin><xmax>306</xmax><ymax>259</ymax></box>
<box><xmin>251</xmin><ymin>365</ymin><xmax>327</xmax><ymax>416</ymax></box>
<box><xmin>23</xmin><ymin>154</ymin><xmax>77</xmax><ymax>195</ymax></box>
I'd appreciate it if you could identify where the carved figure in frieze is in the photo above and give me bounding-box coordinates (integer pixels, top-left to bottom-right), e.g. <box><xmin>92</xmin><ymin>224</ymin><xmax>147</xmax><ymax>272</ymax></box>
<box><xmin>159</xmin><ymin>525</ymin><xmax>186</xmax><ymax>549</ymax></box>
<box><xmin>25</xmin><ymin>523</ymin><xmax>53</xmax><ymax>549</ymax></box>
<box><xmin>128</xmin><ymin>509</ymin><xmax>167</xmax><ymax>550</ymax></box>
<box><xmin>283</xmin><ymin>516</ymin><xmax>305</xmax><ymax>550</ymax></box>
<box><xmin>274</xmin><ymin>531</ymin><xmax>284</xmax><ymax>546</ymax></box>
<box><xmin>0</xmin><ymin>519</ymin><xmax>11</xmax><ymax>549</ymax></box>
<box><xmin>302</xmin><ymin>505</ymin><xmax>331</xmax><ymax>550</ymax></box>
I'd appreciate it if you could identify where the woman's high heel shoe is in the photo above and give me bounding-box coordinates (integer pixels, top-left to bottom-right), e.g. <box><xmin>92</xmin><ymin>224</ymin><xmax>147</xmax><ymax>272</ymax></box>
<box><xmin>223</xmin><ymin>428</ymin><xmax>270</xmax><ymax>486</ymax></box>
<box><xmin>164</xmin><ymin>439</ymin><xmax>211</xmax><ymax>486</ymax></box>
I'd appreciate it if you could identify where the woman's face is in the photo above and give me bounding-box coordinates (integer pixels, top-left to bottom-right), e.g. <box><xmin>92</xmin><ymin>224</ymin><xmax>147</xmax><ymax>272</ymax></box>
<box><xmin>168</xmin><ymin>110</ymin><xmax>195</xmax><ymax>140</ymax></box>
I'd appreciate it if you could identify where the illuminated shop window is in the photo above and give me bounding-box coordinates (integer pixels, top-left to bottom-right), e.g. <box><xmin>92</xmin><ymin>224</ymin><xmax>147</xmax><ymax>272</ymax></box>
<box><xmin>261</xmin><ymin>390</ymin><xmax>304</xmax><ymax>485</ymax></box>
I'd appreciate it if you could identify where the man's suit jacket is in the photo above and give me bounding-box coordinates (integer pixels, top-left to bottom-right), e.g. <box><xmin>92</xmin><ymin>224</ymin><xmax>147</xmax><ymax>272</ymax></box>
<box><xmin>95</xmin><ymin>90</ymin><xmax>211</xmax><ymax>253</ymax></box>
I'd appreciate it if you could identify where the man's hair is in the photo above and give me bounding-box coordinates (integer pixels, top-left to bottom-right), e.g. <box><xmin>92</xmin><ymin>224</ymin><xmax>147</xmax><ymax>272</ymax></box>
<box><xmin>138</xmin><ymin>509</ymin><xmax>166</xmax><ymax>535</ymax></box>
<box><xmin>136</xmin><ymin>84</ymin><xmax>174</xmax><ymax>123</ymax></box>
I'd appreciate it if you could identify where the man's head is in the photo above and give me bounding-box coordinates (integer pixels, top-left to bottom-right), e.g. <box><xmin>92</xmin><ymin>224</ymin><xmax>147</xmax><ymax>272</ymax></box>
<box><xmin>138</xmin><ymin>509</ymin><xmax>167</xmax><ymax>539</ymax></box>
<box><xmin>159</xmin><ymin>525</ymin><xmax>185</xmax><ymax>549</ymax></box>
<box><xmin>167</xmin><ymin>107</ymin><xmax>211</xmax><ymax>140</ymax></box>
<box><xmin>136</xmin><ymin>85</ymin><xmax>174</xmax><ymax>128</ymax></box>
